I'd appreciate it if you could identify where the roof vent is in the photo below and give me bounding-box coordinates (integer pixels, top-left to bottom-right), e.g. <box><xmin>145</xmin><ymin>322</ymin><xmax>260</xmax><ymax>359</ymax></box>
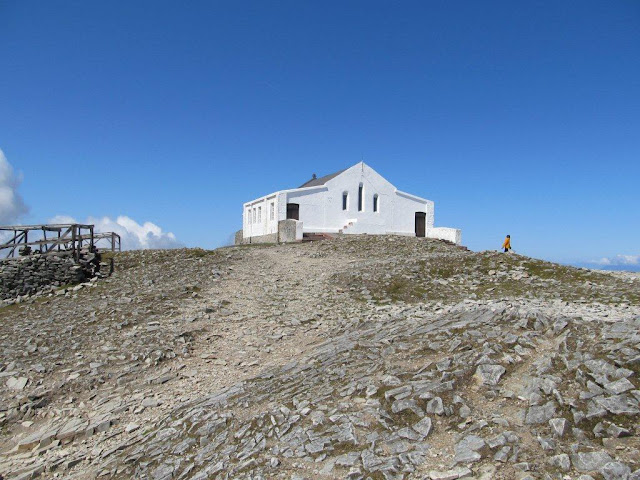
<box><xmin>312</xmin><ymin>173</ymin><xmax>317</xmax><ymax>179</ymax></box>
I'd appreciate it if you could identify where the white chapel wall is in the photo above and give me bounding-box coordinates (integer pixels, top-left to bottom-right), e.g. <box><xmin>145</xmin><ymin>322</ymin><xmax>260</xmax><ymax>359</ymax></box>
<box><xmin>240</xmin><ymin>162</ymin><xmax>461</xmax><ymax>244</ymax></box>
<box><xmin>391</xmin><ymin>191</ymin><xmax>433</xmax><ymax>235</ymax></box>
<box><xmin>285</xmin><ymin>163</ymin><xmax>431</xmax><ymax>235</ymax></box>
<box><xmin>285</xmin><ymin>187</ymin><xmax>327</xmax><ymax>231</ymax></box>
<box><xmin>242</xmin><ymin>194</ymin><xmax>279</xmax><ymax>239</ymax></box>
<box><xmin>323</xmin><ymin>164</ymin><xmax>394</xmax><ymax>234</ymax></box>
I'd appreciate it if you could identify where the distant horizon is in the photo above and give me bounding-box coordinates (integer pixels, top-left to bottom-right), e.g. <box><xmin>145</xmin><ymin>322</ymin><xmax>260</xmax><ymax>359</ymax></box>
<box><xmin>2</xmin><ymin>214</ymin><xmax>638</xmax><ymax>274</ymax></box>
<box><xmin>579</xmin><ymin>264</ymin><xmax>640</xmax><ymax>273</ymax></box>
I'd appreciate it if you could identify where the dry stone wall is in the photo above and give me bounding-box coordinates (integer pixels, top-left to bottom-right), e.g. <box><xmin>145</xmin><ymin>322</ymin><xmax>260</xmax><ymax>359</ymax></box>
<box><xmin>0</xmin><ymin>253</ymin><xmax>87</xmax><ymax>300</ymax></box>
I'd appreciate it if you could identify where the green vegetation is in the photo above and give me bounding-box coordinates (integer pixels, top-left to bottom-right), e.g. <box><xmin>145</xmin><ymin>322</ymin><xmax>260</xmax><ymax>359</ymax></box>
<box><xmin>333</xmin><ymin>240</ymin><xmax>639</xmax><ymax>306</ymax></box>
<box><xmin>188</xmin><ymin>248</ymin><xmax>217</xmax><ymax>257</ymax></box>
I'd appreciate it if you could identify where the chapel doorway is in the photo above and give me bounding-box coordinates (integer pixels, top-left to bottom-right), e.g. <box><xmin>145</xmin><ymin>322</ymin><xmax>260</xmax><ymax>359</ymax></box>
<box><xmin>286</xmin><ymin>203</ymin><xmax>300</xmax><ymax>220</ymax></box>
<box><xmin>415</xmin><ymin>212</ymin><xmax>426</xmax><ymax>237</ymax></box>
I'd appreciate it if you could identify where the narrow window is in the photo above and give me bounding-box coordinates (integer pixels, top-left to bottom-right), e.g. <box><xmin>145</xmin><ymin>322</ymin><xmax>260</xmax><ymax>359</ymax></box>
<box><xmin>342</xmin><ymin>192</ymin><xmax>348</xmax><ymax>211</ymax></box>
<box><xmin>258</xmin><ymin>206</ymin><xmax>261</xmax><ymax>222</ymax></box>
<box><xmin>270</xmin><ymin>202</ymin><xmax>275</xmax><ymax>220</ymax></box>
<box><xmin>248</xmin><ymin>209</ymin><xmax>251</xmax><ymax>224</ymax></box>
<box><xmin>373</xmin><ymin>194</ymin><xmax>378</xmax><ymax>212</ymax></box>
<box><xmin>358</xmin><ymin>183</ymin><xmax>363</xmax><ymax>212</ymax></box>
<box><xmin>286</xmin><ymin>203</ymin><xmax>299</xmax><ymax>220</ymax></box>
<box><xmin>253</xmin><ymin>208</ymin><xmax>256</xmax><ymax>223</ymax></box>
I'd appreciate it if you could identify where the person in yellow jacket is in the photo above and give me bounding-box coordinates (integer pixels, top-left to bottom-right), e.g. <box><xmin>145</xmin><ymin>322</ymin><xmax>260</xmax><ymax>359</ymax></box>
<box><xmin>502</xmin><ymin>235</ymin><xmax>511</xmax><ymax>253</ymax></box>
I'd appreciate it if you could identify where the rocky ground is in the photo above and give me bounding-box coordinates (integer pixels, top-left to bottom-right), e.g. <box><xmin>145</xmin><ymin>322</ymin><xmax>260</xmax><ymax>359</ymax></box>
<box><xmin>1</xmin><ymin>235</ymin><xmax>639</xmax><ymax>480</ymax></box>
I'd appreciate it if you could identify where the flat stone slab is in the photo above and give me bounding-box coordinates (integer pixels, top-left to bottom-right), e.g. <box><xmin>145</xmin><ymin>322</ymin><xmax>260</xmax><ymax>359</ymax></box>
<box><xmin>525</xmin><ymin>401</ymin><xmax>556</xmax><ymax>424</ymax></box>
<box><xmin>412</xmin><ymin>417</ymin><xmax>432</xmax><ymax>437</ymax></box>
<box><xmin>600</xmin><ymin>461</ymin><xmax>631</xmax><ymax>480</ymax></box>
<box><xmin>56</xmin><ymin>418</ymin><xmax>88</xmax><ymax>442</ymax></box>
<box><xmin>429</xmin><ymin>467</ymin><xmax>472</xmax><ymax>480</ymax></box>
<box><xmin>570</xmin><ymin>451</ymin><xmax>613</xmax><ymax>473</ymax></box>
<box><xmin>596</xmin><ymin>395</ymin><xmax>640</xmax><ymax>415</ymax></box>
<box><xmin>549</xmin><ymin>417</ymin><xmax>567</xmax><ymax>437</ymax></box>
<box><xmin>604</xmin><ymin>378</ymin><xmax>635</xmax><ymax>395</ymax></box>
<box><xmin>474</xmin><ymin>364</ymin><xmax>506</xmax><ymax>386</ymax></box>
<box><xmin>6</xmin><ymin>376</ymin><xmax>28</xmax><ymax>390</ymax></box>
<box><xmin>454</xmin><ymin>435</ymin><xmax>485</xmax><ymax>464</ymax></box>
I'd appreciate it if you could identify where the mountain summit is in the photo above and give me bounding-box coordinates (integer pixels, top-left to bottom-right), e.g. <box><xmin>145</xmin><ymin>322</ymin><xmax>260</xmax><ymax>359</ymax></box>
<box><xmin>1</xmin><ymin>235</ymin><xmax>639</xmax><ymax>479</ymax></box>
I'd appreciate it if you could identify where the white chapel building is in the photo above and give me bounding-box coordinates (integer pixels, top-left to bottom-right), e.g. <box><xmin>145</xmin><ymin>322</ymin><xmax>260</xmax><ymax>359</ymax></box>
<box><xmin>237</xmin><ymin>162</ymin><xmax>461</xmax><ymax>245</ymax></box>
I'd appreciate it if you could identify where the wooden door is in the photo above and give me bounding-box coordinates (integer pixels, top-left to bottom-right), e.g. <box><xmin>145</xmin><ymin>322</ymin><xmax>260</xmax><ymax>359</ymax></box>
<box><xmin>286</xmin><ymin>203</ymin><xmax>299</xmax><ymax>220</ymax></box>
<box><xmin>415</xmin><ymin>212</ymin><xmax>426</xmax><ymax>237</ymax></box>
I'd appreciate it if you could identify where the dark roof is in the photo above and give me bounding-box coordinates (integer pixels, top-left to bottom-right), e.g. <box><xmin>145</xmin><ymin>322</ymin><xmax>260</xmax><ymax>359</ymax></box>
<box><xmin>298</xmin><ymin>169</ymin><xmax>347</xmax><ymax>188</ymax></box>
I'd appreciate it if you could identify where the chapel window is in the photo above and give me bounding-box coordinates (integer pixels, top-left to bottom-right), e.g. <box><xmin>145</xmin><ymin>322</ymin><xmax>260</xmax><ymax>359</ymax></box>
<box><xmin>342</xmin><ymin>192</ymin><xmax>348</xmax><ymax>211</ymax></box>
<box><xmin>258</xmin><ymin>207</ymin><xmax>261</xmax><ymax>222</ymax></box>
<box><xmin>358</xmin><ymin>183</ymin><xmax>363</xmax><ymax>212</ymax></box>
<box><xmin>270</xmin><ymin>202</ymin><xmax>275</xmax><ymax>220</ymax></box>
<box><xmin>373</xmin><ymin>194</ymin><xmax>379</xmax><ymax>212</ymax></box>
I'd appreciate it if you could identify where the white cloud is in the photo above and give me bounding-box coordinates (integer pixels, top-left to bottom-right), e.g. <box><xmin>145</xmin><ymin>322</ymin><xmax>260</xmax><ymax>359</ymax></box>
<box><xmin>0</xmin><ymin>151</ymin><xmax>180</xmax><ymax>251</ymax></box>
<box><xmin>594</xmin><ymin>255</ymin><xmax>640</xmax><ymax>266</ymax></box>
<box><xmin>49</xmin><ymin>214</ymin><xmax>77</xmax><ymax>225</ymax></box>
<box><xmin>0</xmin><ymin>149</ymin><xmax>28</xmax><ymax>224</ymax></box>
<box><xmin>48</xmin><ymin>215</ymin><xmax>183</xmax><ymax>251</ymax></box>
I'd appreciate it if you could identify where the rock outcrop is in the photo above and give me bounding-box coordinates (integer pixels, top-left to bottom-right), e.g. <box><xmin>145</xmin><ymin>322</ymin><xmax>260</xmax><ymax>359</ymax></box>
<box><xmin>0</xmin><ymin>236</ymin><xmax>638</xmax><ymax>479</ymax></box>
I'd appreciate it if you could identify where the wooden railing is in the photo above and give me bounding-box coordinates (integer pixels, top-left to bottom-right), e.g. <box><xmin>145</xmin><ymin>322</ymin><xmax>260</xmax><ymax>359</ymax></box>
<box><xmin>0</xmin><ymin>224</ymin><xmax>121</xmax><ymax>260</ymax></box>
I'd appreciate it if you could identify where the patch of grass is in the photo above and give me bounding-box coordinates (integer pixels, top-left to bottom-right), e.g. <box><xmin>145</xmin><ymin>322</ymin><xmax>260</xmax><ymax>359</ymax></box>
<box><xmin>0</xmin><ymin>301</ymin><xmax>22</xmax><ymax>312</ymax></box>
<box><xmin>390</xmin><ymin>407</ymin><xmax>423</xmax><ymax>427</ymax></box>
<box><xmin>429</xmin><ymin>264</ymin><xmax>457</xmax><ymax>279</ymax></box>
<box><xmin>327</xmin><ymin>440</ymin><xmax>362</xmax><ymax>456</ymax></box>
<box><xmin>325</xmin><ymin>238</ymin><xmax>640</xmax><ymax>305</ymax></box>
<box><xmin>188</xmin><ymin>248</ymin><xmax>217</xmax><ymax>258</ymax></box>
<box><xmin>388</xmin><ymin>279</ymin><xmax>408</xmax><ymax>296</ymax></box>
<box><xmin>367</xmin><ymin>472</ymin><xmax>386</xmax><ymax>480</ymax></box>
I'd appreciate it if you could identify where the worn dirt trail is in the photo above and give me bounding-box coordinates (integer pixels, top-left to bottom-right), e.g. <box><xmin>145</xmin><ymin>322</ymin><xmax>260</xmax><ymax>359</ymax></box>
<box><xmin>177</xmin><ymin>243</ymin><xmax>362</xmax><ymax>399</ymax></box>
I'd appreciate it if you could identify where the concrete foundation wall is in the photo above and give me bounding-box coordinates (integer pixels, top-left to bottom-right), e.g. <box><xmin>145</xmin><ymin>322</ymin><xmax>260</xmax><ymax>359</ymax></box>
<box><xmin>278</xmin><ymin>220</ymin><xmax>303</xmax><ymax>242</ymax></box>
<box><xmin>235</xmin><ymin>220</ymin><xmax>303</xmax><ymax>245</ymax></box>
<box><xmin>235</xmin><ymin>232</ymin><xmax>278</xmax><ymax>245</ymax></box>
<box><xmin>427</xmin><ymin>227</ymin><xmax>462</xmax><ymax>245</ymax></box>
<box><xmin>0</xmin><ymin>253</ymin><xmax>87</xmax><ymax>300</ymax></box>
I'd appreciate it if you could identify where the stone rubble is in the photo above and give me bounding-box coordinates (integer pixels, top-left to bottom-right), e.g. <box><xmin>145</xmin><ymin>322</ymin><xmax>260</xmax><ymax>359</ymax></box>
<box><xmin>0</xmin><ymin>235</ymin><xmax>638</xmax><ymax>479</ymax></box>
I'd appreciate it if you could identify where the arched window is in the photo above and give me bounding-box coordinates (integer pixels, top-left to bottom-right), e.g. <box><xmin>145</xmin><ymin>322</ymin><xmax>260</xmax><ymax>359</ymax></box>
<box><xmin>342</xmin><ymin>192</ymin><xmax>348</xmax><ymax>211</ymax></box>
<box><xmin>358</xmin><ymin>183</ymin><xmax>363</xmax><ymax>212</ymax></box>
<box><xmin>373</xmin><ymin>194</ymin><xmax>379</xmax><ymax>212</ymax></box>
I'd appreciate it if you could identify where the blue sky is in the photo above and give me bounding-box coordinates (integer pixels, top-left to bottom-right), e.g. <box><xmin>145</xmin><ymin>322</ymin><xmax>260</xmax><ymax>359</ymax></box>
<box><xmin>1</xmin><ymin>1</ymin><xmax>638</xmax><ymax>268</ymax></box>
